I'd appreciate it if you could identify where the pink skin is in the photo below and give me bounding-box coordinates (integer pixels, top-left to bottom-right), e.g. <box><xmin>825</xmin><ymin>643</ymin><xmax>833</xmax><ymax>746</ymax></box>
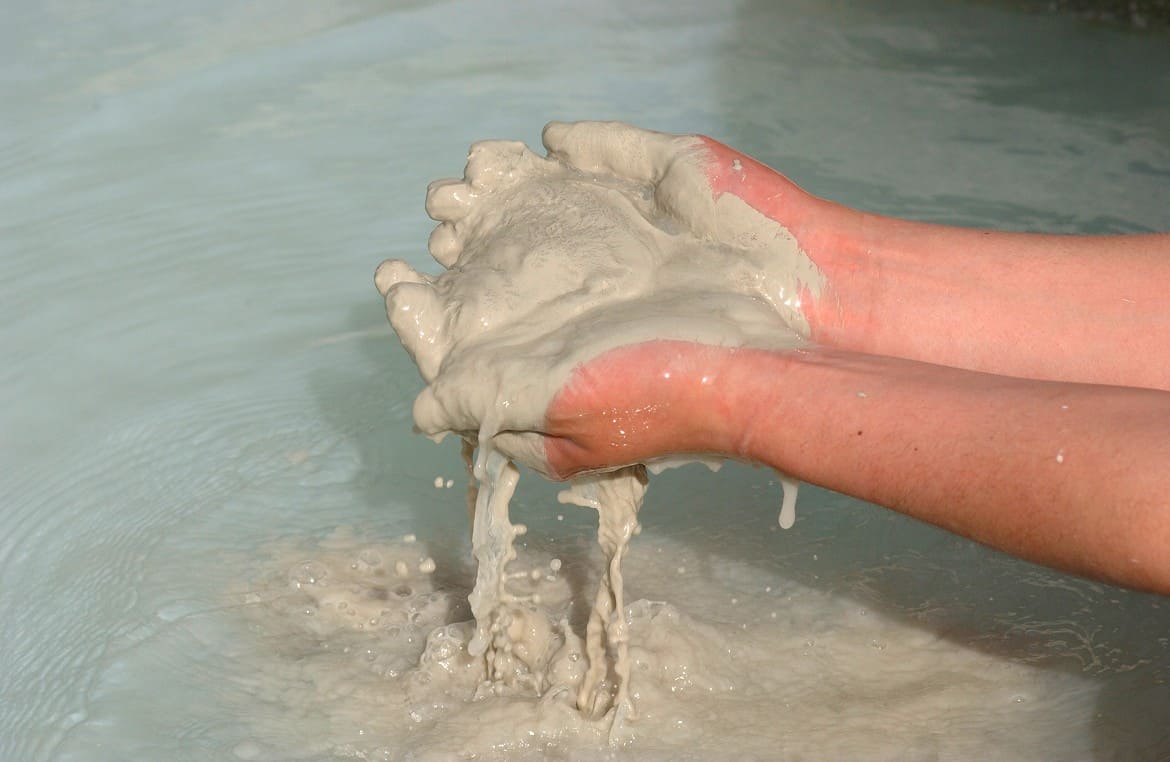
<box><xmin>698</xmin><ymin>136</ymin><xmax>1170</xmax><ymax>389</ymax></box>
<box><xmin>544</xmin><ymin>136</ymin><xmax>1170</xmax><ymax>594</ymax></box>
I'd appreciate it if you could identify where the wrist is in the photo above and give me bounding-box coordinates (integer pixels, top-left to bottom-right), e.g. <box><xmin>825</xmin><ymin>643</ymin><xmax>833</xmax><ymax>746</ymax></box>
<box><xmin>544</xmin><ymin>341</ymin><xmax>787</xmax><ymax>478</ymax></box>
<box><xmin>715</xmin><ymin>347</ymin><xmax>803</xmax><ymax>465</ymax></box>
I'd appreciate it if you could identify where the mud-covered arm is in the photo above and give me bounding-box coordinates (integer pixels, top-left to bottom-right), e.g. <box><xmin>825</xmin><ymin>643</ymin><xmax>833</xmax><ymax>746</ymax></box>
<box><xmin>544</xmin><ymin>340</ymin><xmax>1170</xmax><ymax>594</ymax></box>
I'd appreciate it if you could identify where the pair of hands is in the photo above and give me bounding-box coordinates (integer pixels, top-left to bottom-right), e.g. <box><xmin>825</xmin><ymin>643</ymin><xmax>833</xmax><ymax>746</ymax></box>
<box><xmin>376</xmin><ymin>121</ymin><xmax>817</xmax><ymax>480</ymax></box>
<box><xmin>376</xmin><ymin>122</ymin><xmax>1170</xmax><ymax>593</ymax></box>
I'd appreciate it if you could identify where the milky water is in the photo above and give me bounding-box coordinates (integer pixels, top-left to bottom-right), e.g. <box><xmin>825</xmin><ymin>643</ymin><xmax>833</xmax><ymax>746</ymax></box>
<box><xmin>3</xmin><ymin>1</ymin><xmax>1169</xmax><ymax>759</ymax></box>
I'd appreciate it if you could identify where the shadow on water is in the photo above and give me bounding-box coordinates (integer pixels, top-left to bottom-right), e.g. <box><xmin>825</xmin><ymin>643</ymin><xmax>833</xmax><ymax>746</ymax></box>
<box><xmin>714</xmin><ymin>0</ymin><xmax>1168</xmax><ymax>233</ymax></box>
<box><xmin>985</xmin><ymin>0</ymin><xmax>1170</xmax><ymax>29</ymax></box>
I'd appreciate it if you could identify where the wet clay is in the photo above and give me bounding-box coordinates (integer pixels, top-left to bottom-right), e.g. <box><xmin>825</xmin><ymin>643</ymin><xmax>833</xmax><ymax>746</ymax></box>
<box><xmin>238</xmin><ymin>524</ymin><xmax>1107</xmax><ymax>759</ymax></box>
<box><xmin>375</xmin><ymin>121</ymin><xmax>822</xmax><ymax>726</ymax></box>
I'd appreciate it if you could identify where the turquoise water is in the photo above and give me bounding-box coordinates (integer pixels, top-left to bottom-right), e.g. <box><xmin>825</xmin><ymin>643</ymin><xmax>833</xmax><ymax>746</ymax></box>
<box><xmin>2</xmin><ymin>1</ymin><xmax>1169</xmax><ymax>759</ymax></box>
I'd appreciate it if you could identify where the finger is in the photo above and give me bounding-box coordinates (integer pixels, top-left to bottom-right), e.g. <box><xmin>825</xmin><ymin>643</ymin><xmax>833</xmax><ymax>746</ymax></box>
<box><xmin>491</xmin><ymin>431</ymin><xmax>554</xmax><ymax>478</ymax></box>
<box><xmin>374</xmin><ymin>258</ymin><xmax>428</xmax><ymax>297</ymax></box>
<box><xmin>425</xmin><ymin>178</ymin><xmax>474</xmax><ymax>223</ymax></box>
<box><xmin>385</xmin><ymin>281</ymin><xmax>448</xmax><ymax>381</ymax></box>
<box><xmin>427</xmin><ymin>222</ymin><xmax>461</xmax><ymax>267</ymax></box>
<box><xmin>412</xmin><ymin>382</ymin><xmax>478</xmax><ymax>438</ymax></box>
<box><xmin>464</xmin><ymin>139</ymin><xmax>547</xmax><ymax>191</ymax></box>
<box><xmin>541</xmin><ymin>120</ymin><xmax>700</xmax><ymax>185</ymax></box>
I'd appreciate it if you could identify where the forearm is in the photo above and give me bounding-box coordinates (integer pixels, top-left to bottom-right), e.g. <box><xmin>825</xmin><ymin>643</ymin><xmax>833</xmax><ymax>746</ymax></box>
<box><xmin>803</xmin><ymin>206</ymin><xmax>1170</xmax><ymax>389</ymax></box>
<box><xmin>725</xmin><ymin>347</ymin><xmax>1170</xmax><ymax>593</ymax></box>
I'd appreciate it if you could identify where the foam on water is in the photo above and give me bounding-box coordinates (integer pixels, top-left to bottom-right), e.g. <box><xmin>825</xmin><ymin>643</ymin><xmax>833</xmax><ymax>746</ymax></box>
<box><xmin>227</xmin><ymin>523</ymin><xmax>1114</xmax><ymax>760</ymax></box>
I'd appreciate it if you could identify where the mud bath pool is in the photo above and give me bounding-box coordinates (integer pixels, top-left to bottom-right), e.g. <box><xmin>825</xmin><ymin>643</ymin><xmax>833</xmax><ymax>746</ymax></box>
<box><xmin>3</xmin><ymin>0</ymin><xmax>1170</xmax><ymax>759</ymax></box>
